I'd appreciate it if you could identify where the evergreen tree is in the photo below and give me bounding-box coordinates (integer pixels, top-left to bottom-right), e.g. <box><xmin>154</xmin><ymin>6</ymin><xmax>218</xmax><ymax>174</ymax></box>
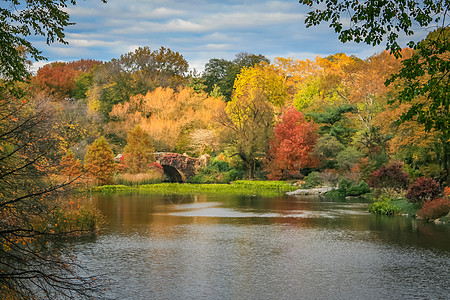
<box><xmin>84</xmin><ymin>136</ymin><xmax>117</xmax><ymax>185</ymax></box>
<box><xmin>122</xmin><ymin>125</ymin><xmax>155</xmax><ymax>174</ymax></box>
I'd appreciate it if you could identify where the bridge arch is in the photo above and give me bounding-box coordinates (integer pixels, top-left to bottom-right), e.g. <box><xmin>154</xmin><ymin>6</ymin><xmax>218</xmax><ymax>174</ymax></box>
<box><xmin>155</xmin><ymin>152</ymin><xmax>199</xmax><ymax>182</ymax></box>
<box><xmin>162</xmin><ymin>165</ymin><xmax>185</xmax><ymax>183</ymax></box>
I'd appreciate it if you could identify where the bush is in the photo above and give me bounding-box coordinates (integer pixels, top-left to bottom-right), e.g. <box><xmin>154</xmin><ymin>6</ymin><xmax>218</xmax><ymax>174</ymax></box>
<box><xmin>368</xmin><ymin>200</ymin><xmax>400</xmax><ymax>215</ymax></box>
<box><xmin>418</xmin><ymin>198</ymin><xmax>450</xmax><ymax>220</ymax></box>
<box><xmin>367</xmin><ymin>163</ymin><xmax>410</xmax><ymax>191</ymax></box>
<box><xmin>188</xmin><ymin>157</ymin><xmax>245</xmax><ymax>183</ymax></box>
<box><xmin>406</xmin><ymin>177</ymin><xmax>441</xmax><ymax>204</ymax></box>
<box><xmin>326</xmin><ymin>178</ymin><xmax>370</xmax><ymax>198</ymax></box>
<box><xmin>339</xmin><ymin>178</ymin><xmax>370</xmax><ymax>197</ymax></box>
<box><xmin>336</xmin><ymin>147</ymin><xmax>362</xmax><ymax>172</ymax></box>
<box><xmin>301</xmin><ymin>171</ymin><xmax>323</xmax><ymax>188</ymax></box>
<box><xmin>391</xmin><ymin>199</ymin><xmax>420</xmax><ymax>216</ymax></box>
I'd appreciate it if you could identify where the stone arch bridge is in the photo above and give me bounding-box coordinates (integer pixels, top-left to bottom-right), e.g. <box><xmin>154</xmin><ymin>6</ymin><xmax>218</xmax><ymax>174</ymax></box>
<box><xmin>154</xmin><ymin>152</ymin><xmax>201</xmax><ymax>183</ymax></box>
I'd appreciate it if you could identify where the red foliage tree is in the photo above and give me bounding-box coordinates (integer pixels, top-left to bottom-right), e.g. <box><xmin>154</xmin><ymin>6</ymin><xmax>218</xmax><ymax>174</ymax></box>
<box><xmin>406</xmin><ymin>177</ymin><xmax>441</xmax><ymax>204</ymax></box>
<box><xmin>265</xmin><ymin>107</ymin><xmax>319</xmax><ymax>180</ymax></box>
<box><xmin>34</xmin><ymin>59</ymin><xmax>101</xmax><ymax>99</ymax></box>
<box><xmin>419</xmin><ymin>197</ymin><xmax>450</xmax><ymax>220</ymax></box>
<box><xmin>367</xmin><ymin>163</ymin><xmax>410</xmax><ymax>191</ymax></box>
<box><xmin>35</xmin><ymin>62</ymin><xmax>79</xmax><ymax>98</ymax></box>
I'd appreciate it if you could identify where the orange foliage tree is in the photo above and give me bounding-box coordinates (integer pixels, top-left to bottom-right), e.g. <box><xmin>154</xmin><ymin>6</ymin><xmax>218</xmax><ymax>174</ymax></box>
<box><xmin>109</xmin><ymin>86</ymin><xmax>225</xmax><ymax>152</ymax></box>
<box><xmin>59</xmin><ymin>149</ymin><xmax>83</xmax><ymax>181</ymax></box>
<box><xmin>34</xmin><ymin>59</ymin><xmax>101</xmax><ymax>100</ymax></box>
<box><xmin>121</xmin><ymin>125</ymin><xmax>155</xmax><ymax>174</ymax></box>
<box><xmin>265</xmin><ymin>107</ymin><xmax>319</xmax><ymax>180</ymax></box>
<box><xmin>0</xmin><ymin>91</ymin><xmax>102</xmax><ymax>298</ymax></box>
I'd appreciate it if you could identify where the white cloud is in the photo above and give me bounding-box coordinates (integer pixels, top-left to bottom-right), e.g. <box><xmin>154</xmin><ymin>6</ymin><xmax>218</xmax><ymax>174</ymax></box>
<box><xmin>66</xmin><ymin>39</ymin><xmax>122</xmax><ymax>48</ymax></box>
<box><xmin>204</xmin><ymin>43</ymin><xmax>232</xmax><ymax>50</ymax></box>
<box><xmin>35</xmin><ymin>0</ymin><xmax>427</xmax><ymax>71</ymax></box>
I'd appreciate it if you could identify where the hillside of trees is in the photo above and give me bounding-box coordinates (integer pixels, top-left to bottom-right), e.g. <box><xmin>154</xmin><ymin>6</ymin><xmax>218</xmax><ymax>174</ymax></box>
<box><xmin>15</xmin><ymin>31</ymin><xmax>446</xmax><ymax>185</ymax></box>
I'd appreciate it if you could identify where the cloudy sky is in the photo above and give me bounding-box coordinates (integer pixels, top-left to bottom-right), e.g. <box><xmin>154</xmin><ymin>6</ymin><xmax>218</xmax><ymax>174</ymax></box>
<box><xmin>31</xmin><ymin>0</ymin><xmax>430</xmax><ymax>71</ymax></box>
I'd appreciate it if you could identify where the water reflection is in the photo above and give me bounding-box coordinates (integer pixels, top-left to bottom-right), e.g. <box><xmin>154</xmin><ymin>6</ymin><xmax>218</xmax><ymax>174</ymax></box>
<box><xmin>74</xmin><ymin>193</ymin><xmax>450</xmax><ymax>299</ymax></box>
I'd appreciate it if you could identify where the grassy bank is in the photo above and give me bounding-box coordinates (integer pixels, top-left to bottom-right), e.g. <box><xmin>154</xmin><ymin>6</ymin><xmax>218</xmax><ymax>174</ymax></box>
<box><xmin>93</xmin><ymin>180</ymin><xmax>297</xmax><ymax>197</ymax></box>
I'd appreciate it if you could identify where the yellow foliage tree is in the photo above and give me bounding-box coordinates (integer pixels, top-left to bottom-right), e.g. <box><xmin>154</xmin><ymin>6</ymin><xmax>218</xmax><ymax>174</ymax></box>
<box><xmin>109</xmin><ymin>86</ymin><xmax>225</xmax><ymax>152</ymax></box>
<box><xmin>121</xmin><ymin>125</ymin><xmax>155</xmax><ymax>174</ymax></box>
<box><xmin>84</xmin><ymin>136</ymin><xmax>117</xmax><ymax>185</ymax></box>
<box><xmin>233</xmin><ymin>63</ymin><xmax>288</xmax><ymax>108</ymax></box>
<box><xmin>221</xmin><ymin>63</ymin><xmax>288</xmax><ymax>178</ymax></box>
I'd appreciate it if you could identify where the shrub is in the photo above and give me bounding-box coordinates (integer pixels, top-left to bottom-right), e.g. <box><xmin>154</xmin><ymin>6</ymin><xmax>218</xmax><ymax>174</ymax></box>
<box><xmin>391</xmin><ymin>199</ymin><xmax>421</xmax><ymax>216</ymax></box>
<box><xmin>319</xmin><ymin>169</ymin><xmax>340</xmax><ymax>186</ymax></box>
<box><xmin>326</xmin><ymin>178</ymin><xmax>370</xmax><ymax>198</ymax></box>
<box><xmin>406</xmin><ymin>177</ymin><xmax>441</xmax><ymax>204</ymax></box>
<box><xmin>418</xmin><ymin>198</ymin><xmax>450</xmax><ymax>220</ymax></box>
<box><xmin>367</xmin><ymin>163</ymin><xmax>410</xmax><ymax>191</ymax></box>
<box><xmin>301</xmin><ymin>171</ymin><xmax>323</xmax><ymax>188</ymax></box>
<box><xmin>338</xmin><ymin>178</ymin><xmax>370</xmax><ymax>197</ymax></box>
<box><xmin>368</xmin><ymin>200</ymin><xmax>400</xmax><ymax>215</ymax></box>
<box><xmin>444</xmin><ymin>186</ymin><xmax>450</xmax><ymax>197</ymax></box>
<box><xmin>188</xmin><ymin>157</ymin><xmax>245</xmax><ymax>183</ymax></box>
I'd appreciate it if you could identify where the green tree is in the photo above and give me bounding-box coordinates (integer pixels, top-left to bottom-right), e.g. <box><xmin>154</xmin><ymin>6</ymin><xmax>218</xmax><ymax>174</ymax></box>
<box><xmin>307</xmin><ymin>104</ymin><xmax>357</xmax><ymax>145</ymax></box>
<box><xmin>84</xmin><ymin>136</ymin><xmax>117</xmax><ymax>185</ymax></box>
<box><xmin>202</xmin><ymin>52</ymin><xmax>270</xmax><ymax>101</ymax></box>
<box><xmin>121</xmin><ymin>125</ymin><xmax>155</xmax><ymax>174</ymax></box>
<box><xmin>300</xmin><ymin>0</ymin><xmax>448</xmax><ymax>54</ymax></box>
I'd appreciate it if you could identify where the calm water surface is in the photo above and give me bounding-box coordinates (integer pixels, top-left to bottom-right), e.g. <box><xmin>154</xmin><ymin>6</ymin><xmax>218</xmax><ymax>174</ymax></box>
<box><xmin>74</xmin><ymin>193</ymin><xmax>450</xmax><ymax>299</ymax></box>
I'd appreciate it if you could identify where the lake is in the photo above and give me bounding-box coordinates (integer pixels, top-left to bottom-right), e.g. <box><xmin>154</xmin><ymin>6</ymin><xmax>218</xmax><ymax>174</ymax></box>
<box><xmin>73</xmin><ymin>193</ymin><xmax>450</xmax><ymax>299</ymax></box>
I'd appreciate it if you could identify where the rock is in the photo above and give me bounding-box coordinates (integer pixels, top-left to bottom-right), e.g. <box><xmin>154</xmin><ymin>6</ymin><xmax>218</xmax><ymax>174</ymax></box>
<box><xmin>434</xmin><ymin>219</ymin><xmax>443</xmax><ymax>225</ymax></box>
<box><xmin>198</xmin><ymin>154</ymin><xmax>211</xmax><ymax>168</ymax></box>
<box><xmin>286</xmin><ymin>186</ymin><xmax>336</xmax><ymax>196</ymax></box>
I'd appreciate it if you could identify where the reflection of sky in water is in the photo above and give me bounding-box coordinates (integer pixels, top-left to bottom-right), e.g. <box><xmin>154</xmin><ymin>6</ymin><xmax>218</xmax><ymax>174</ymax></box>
<box><xmin>74</xmin><ymin>194</ymin><xmax>450</xmax><ymax>299</ymax></box>
<box><xmin>160</xmin><ymin>202</ymin><xmax>370</xmax><ymax>218</ymax></box>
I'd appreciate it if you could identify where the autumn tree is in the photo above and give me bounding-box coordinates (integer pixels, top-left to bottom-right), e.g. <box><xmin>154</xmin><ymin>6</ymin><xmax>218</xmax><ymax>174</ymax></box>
<box><xmin>59</xmin><ymin>149</ymin><xmax>83</xmax><ymax>180</ymax></box>
<box><xmin>84</xmin><ymin>136</ymin><xmax>117</xmax><ymax>185</ymax></box>
<box><xmin>202</xmin><ymin>52</ymin><xmax>270</xmax><ymax>101</ymax></box>
<box><xmin>87</xmin><ymin>46</ymin><xmax>189</xmax><ymax>117</ymax></box>
<box><xmin>388</xmin><ymin>28</ymin><xmax>450</xmax><ymax>181</ymax></box>
<box><xmin>0</xmin><ymin>0</ymin><xmax>106</xmax><ymax>97</ymax></box>
<box><xmin>265</xmin><ymin>107</ymin><xmax>319</xmax><ymax>180</ymax></box>
<box><xmin>0</xmin><ymin>92</ymin><xmax>101</xmax><ymax>298</ymax></box>
<box><xmin>33</xmin><ymin>59</ymin><xmax>101</xmax><ymax>100</ymax></box>
<box><xmin>299</xmin><ymin>0</ymin><xmax>449</xmax><ymax>182</ymax></box>
<box><xmin>221</xmin><ymin>63</ymin><xmax>288</xmax><ymax>178</ymax></box>
<box><xmin>109</xmin><ymin>86</ymin><xmax>225</xmax><ymax>152</ymax></box>
<box><xmin>121</xmin><ymin>125</ymin><xmax>155</xmax><ymax>174</ymax></box>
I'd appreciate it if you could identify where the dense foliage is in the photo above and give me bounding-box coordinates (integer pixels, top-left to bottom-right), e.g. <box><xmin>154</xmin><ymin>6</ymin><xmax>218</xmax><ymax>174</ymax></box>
<box><xmin>265</xmin><ymin>108</ymin><xmax>318</xmax><ymax>180</ymax></box>
<box><xmin>406</xmin><ymin>177</ymin><xmax>441</xmax><ymax>204</ymax></box>
<box><xmin>84</xmin><ymin>136</ymin><xmax>117</xmax><ymax>185</ymax></box>
<box><xmin>419</xmin><ymin>197</ymin><xmax>450</xmax><ymax>220</ymax></box>
<box><xmin>2</xmin><ymin>1</ymin><xmax>449</xmax><ymax>295</ymax></box>
<box><xmin>367</xmin><ymin>163</ymin><xmax>410</xmax><ymax>191</ymax></box>
<box><xmin>121</xmin><ymin>125</ymin><xmax>155</xmax><ymax>174</ymax></box>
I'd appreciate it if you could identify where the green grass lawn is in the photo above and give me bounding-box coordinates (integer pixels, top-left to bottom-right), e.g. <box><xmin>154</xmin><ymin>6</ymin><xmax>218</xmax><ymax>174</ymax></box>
<box><xmin>93</xmin><ymin>180</ymin><xmax>297</xmax><ymax>197</ymax></box>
